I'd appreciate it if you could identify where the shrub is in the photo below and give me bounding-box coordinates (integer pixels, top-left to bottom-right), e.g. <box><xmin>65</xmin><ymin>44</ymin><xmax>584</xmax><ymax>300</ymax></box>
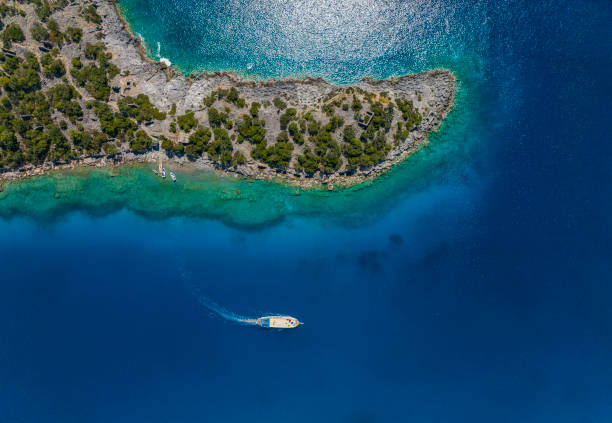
<box><xmin>84</xmin><ymin>42</ymin><xmax>105</xmax><ymax>61</ymax></box>
<box><xmin>30</xmin><ymin>22</ymin><xmax>50</xmax><ymax>42</ymax></box>
<box><xmin>251</xmin><ymin>139</ymin><xmax>294</xmax><ymax>169</ymax></box>
<box><xmin>46</xmin><ymin>19</ymin><xmax>63</xmax><ymax>44</ymax></box>
<box><xmin>65</xmin><ymin>27</ymin><xmax>83</xmax><ymax>43</ymax></box>
<box><xmin>63</xmin><ymin>101</ymin><xmax>83</xmax><ymax>122</ymax></box>
<box><xmin>0</xmin><ymin>130</ymin><xmax>19</xmax><ymax>152</ymax></box>
<box><xmin>233</xmin><ymin>151</ymin><xmax>245</xmax><ymax>165</ymax></box>
<box><xmin>296</xmin><ymin>146</ymin><xmax>320</xmax><ymax>174</ymax></box>
<box><xmin>395</xmin><ymin>98</ymin><xmax>422</xmax><ymax>129</ymax></box>
<box><xmin>207</xmin><ymin>107</ymin><xmax>227</xmax><ymax>128</ymax></box>
<box><xmin>47</xmin><ymin>124</ymin><xmax>74</xmax><ymax>162</ymax></box>
<box><xmin>47</xmin><ymin>83</ymin><xmax>80</xmax><ymax>107</ymax></box>
<box><xmin>102</xmin><ymin>142</ymin><xmax>118</xmax><ymax>155</ymax></box>
<box><xmin>160</xmin><ymin>136</ymin><xmax>173</xmax><ymax>152</ymax></box>
<box><xmin>118</xmin><ymin>94</ymin><xmax>166</xmax><ymax>122</ymax></box>
<box><xmin>3</xmin><ymin>65</ymin><xmax>40</xmax><ymax>94</ymax></box>
<box><xmin>238</xmin><ymin>114</ymin><xmax>266</xmax><ymax>144</ymax></box>
<box><xmin>273</xmin><ymin>97</ymin><xmax>287</xmax><ymax>110</ymax></box>
<box><xmin>341</xmin><ymin>125</ymin><xmax>363</xmax><ymax>169</ymax></box>
<box><xmin>2</xmin><ymin>22</ymin><xmax>25</xmax><ymax>43</ymax></box>
<box><xmin>325</xmin><ymin>115</ymin><xmax>344</xmax><ymax>133</ymax></box>
<box><xmin>70</xmin><ymin>129</ymin><xmax>103</xmax><ymax>155</ymax></box>
<box><xmin>40</xmin><ymin>49</ymin><xmax>66</xmax><ymax>78</ymax></box>
<box><xmin>129</xmin><ymin>130</ymin><xmax>152</xmax><ymax>152</ymax></box>
<box><xmin>249</xmin><ymin>102</ymin><xmax>260</xmax><ymax>118</ymax></box>
<box><xmin>91</xmin><ymin>101</ymin><xmax>137</xmax><ymax>138</ymax></box>
<box><xmin>203</xmin><ymin>93</ymin><xmax>216</xmax><ymax>107</ymax></box>
<box><xmin>82</xmin><ymin>5</ymin><xmax>102</xmax><ymax>24</ymax></box>
<box><xmin>207</xmin><ymin>127</ymin><xmax>233</xmax><ymax>166</ymax></box>
<box><xmin>177</xmin><ymin>111</ymin><xmax>196</xmax><ymax>132</ymax></box>
<box><xmin>71</xmin><ymin>63</ymin><xmax>110</xmax><ymax>100</ymax></box>
<box><xmin>184</xmin><ymin>127</ymin><xmax>211</xmax><ymax>157</ymax></box>
<box><xmin>35</xmin><ymin>3</ymin><xmax>51</xmax><ymax>21</ymax></box>
<box><xmin>279</xmin><ymin>107</ymin><xmax>297</xmax><ymax>129</ymax></box>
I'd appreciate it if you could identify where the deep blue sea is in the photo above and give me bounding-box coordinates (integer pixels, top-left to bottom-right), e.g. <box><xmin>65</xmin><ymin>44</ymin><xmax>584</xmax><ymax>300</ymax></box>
<box><xmin>2</xmin><ymin>0</ymin><xmax>612</xmax><ymax>421</ymax></box>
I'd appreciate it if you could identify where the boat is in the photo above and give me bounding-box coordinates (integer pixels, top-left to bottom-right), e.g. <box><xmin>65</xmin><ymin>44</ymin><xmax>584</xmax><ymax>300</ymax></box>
<box><xmin>161</xmin><ymin>168</ymin><xmax>166</xmax><ymax>178</ymax></box>
<box><xmin>170</xmin><ymin>172</ymin><xmax>176</xmax><ymax>182</ymax></box>
<box><xmin>256</xmin><ymin>315</ymin><xmax>302</xmax><ymax>329</ymax></box>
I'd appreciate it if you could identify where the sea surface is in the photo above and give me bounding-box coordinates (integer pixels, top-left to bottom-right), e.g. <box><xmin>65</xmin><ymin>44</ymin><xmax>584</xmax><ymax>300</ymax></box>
<box><xmin>1</xmin><ymin>0</ymin><xmax>612</xmax><ymax>421</ymax></box>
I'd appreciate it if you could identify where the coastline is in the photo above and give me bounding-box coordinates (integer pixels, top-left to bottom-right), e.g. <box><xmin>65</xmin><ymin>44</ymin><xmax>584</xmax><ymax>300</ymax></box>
<box><xmin>0</xmin><ymin>0</ymin><xmax>456</xmax><ymax>190</ymax></box>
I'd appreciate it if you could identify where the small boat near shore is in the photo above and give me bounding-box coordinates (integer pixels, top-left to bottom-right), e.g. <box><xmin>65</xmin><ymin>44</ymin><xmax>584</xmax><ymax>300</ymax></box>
<box><xmin>170</xmin><ymin>172</ymin><xmax>176</xmax><ymax>182</ymax></box>
<box><xmin>256</xmin><ymin>315</ymin><xmax>302</xmax><ymax>329</ymax></box>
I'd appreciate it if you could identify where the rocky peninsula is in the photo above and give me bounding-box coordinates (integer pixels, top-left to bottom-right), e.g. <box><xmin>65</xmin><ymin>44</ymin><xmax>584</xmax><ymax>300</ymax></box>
<box><xmin>0</xmin><ymin>0</ymin><xmax>455</xmax><ymax>189</ymax></box>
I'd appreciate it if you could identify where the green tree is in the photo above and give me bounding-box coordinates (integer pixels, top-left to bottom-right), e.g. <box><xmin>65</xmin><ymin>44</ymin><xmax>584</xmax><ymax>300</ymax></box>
<box><xmin>273</xmin><ymin>97</ymin><xmax>287</xmax><ymax>110</ymax></box>
<box><xmin>207</xmin><ymin>127</ymin><xmax>233</xmax><ymax>166</ymax></box>
<box><xmin>279</xmin><ymin>107</ymin><xmax>297</xmax><ymax>129</ymax></box>
<box><xmin>40</xmin><ymin>49</ymin><xmax>66</xmax><ymax>78</ymax></box>
<box><xmin>118</xmin><ymin>94</ymin><xmax>166</xmax><ymax>122</ymax></box>
<box><xmin>129</xmin><ymin>130</ymin><xmax>152</xmax><ymax>152</ymax></box>
<box><xmin>249</xmin><ymin>102</ymin><xmax>260</xmax><ymax>118</ymax></box>
<box><xmin>3</xmin><ymin>65</ymin><xmax>40</xmax><ymax>94</ymax></box>
<box><xmin>71</xmin><ymin>63</ymin><xmax>110</xmax><ymax>100</ymax></box>
<box><xmin>296</xmin><ymin>146</ymin><xmax>319</xmax><ymax>174</ymax></box>
<box><xmin>207</xmin><ymin>107</ymin><xmax>227</xmax><ymax>128</ymax></box>
<box><xmin>82</xmin><ymin>5</ymin><xmax>102</xmax><ymax>24</ymax></box>
<box><xmin>2</xmin><ymin>22</ymin><xmax>25</xmax><ymax>43</ymax></box>
<box><xmin>46</xmin><ymin>19</ymin><xmax>63</xmax><ymax>44</ymax></box>
<box><xmin>65</xmin><ymin>27</ymin><xmax>83</xmax><ymax>43</ymax></box>
<box><xmin>238</xmin><ymin>114</ymin><xmax>266</xmax><ymax>144</ymax></box>
<box><xmin>176</xmin><ymin>111</ymin><xmax>196</xmax><ymax>132</ymax></box>
<box><xmin>30</xmin><ymin>22</ymin><xmax>50</xmax><ymax>42</ymax></box>
<box><xmin>185</xmin><ymin>127</ymin><xmax>211</xmax><ymax>157</ymax></box>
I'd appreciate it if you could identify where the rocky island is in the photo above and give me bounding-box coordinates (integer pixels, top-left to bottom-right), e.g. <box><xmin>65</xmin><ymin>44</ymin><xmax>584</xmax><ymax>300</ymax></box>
<box><xmin>0</xmin><ymin>0</ymin><xmax>455</xmax><ymax>189</ymax></box>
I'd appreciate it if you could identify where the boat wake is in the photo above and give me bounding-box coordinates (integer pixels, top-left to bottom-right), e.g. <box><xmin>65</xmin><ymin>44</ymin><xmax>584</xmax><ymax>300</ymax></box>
<box><xmin>178</xmin><ymin>261</ymin><xmax>257</xmax><ymax>326</ymax></box>
<box><xmin>192</xmin><ymin>290</ymin><xmax>258</xmax><ymax>326</ymax></box>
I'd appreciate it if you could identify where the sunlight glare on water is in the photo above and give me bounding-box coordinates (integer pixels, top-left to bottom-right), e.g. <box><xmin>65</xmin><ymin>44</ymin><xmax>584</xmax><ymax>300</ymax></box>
<box><xmin>118</xmin><ymin>0</ymin><xmax>489</xmax><ymax>81</ymax></box>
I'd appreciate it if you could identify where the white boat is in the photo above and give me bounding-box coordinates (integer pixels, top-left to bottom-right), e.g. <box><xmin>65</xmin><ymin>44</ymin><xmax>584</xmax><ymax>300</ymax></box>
<box><xmin>256</xmin><ymin>315</ymin><xmax>302</xmax><ymax>329</ymax></box>
<box><xmin>161</xmin><ymin>168</ymin><xmax>166</xmax><ymax>178</ymax></box>
<box><xmin>170</xmin><ymin>172</ymin><xmax>176</xmax><ymax>182</ymax></box>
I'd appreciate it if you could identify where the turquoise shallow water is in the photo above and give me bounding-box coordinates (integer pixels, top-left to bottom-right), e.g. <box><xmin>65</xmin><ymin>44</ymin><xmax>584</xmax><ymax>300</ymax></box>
<box><xmin>2</xmin><ymin>1</ymin><xmax>612</xmax><ymax>422</ymax></box>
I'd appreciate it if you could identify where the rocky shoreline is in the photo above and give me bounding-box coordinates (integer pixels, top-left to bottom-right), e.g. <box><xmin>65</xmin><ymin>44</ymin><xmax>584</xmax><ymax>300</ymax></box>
<box><xmin>0</xmin><ymin>0</ymin><xmax>455</xmax><ymax>189</ymax></box>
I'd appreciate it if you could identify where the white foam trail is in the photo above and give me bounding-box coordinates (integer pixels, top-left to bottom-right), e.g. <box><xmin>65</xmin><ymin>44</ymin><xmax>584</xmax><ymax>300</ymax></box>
<box><xmin>178</xmin><ymin>259</ymin><xmax>257</xmax><ymax>326</ymax></box>
<box><xmin>157</xmin><ymin>41</ymin><xmax>161</xmax><ymax>58</ymax></box>
<box><xmin>193</xmin><ymin>292</ymin><xmax>258</xmax><ymax>326</ymax></box>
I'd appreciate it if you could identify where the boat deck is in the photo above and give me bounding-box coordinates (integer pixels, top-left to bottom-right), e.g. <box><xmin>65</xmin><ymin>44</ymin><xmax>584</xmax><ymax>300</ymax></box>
<box><xmin>257</xmin><ymin>316</ymin><xmax>301</xmax><ymax>329</ymax></box>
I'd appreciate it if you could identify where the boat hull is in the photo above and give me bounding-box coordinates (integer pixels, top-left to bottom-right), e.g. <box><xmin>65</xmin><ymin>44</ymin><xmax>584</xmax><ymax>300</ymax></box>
<box><xmin>256</xmin><ymin>316</ymin><xmax>301</xmax><ymax>329</ymax></box>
